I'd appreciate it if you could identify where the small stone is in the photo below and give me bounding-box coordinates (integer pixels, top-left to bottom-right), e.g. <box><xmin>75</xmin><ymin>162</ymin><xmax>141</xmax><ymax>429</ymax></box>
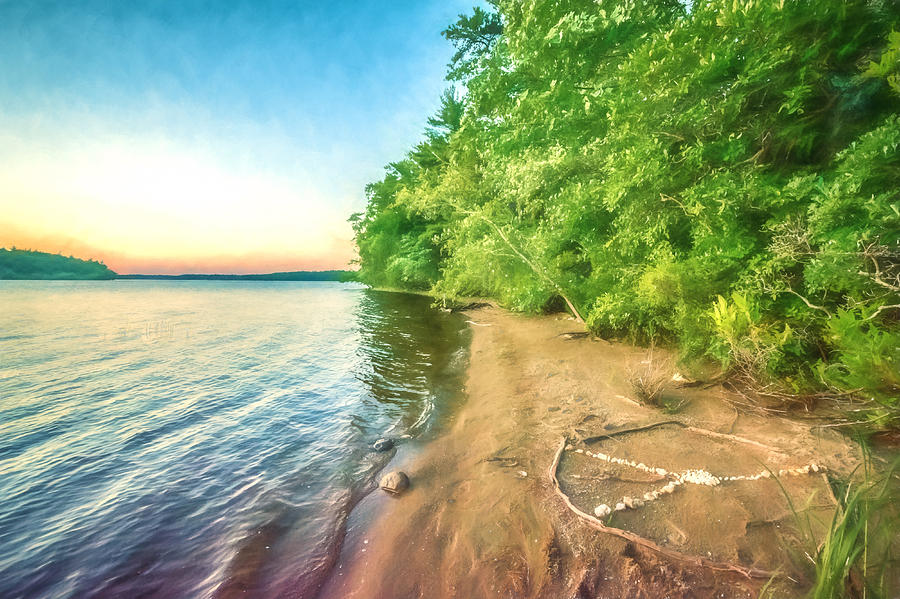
<box><xmin>615</xmin><ymin>502</ymin><xmax>627</xmax><ymax>511</ymax></box>
<box><xmin>655</xmin><ymin>468</ymin><xmax>667</xmax><ymax>476</ymax></box>
<box><xmin>632</xmin><ymin>498</ymin><xmax>645</xmax><ymax>508</ymax></box>
<box><xmin>594</xmin><ymin>504</ymin><xmax>611</xmax><ymax>518</ymax></box>
<box><xmin>379</xmin><ymin>471</ymin><xmax>410</xmax><ymax>495</ymax></box>
<box><xmin>623</xmin><ymin>496</ymin><xmax>635</xmax><ymax>509</ymax></box>
<box><xmin>643</xmin><ymin>492</ymin><xmax>655</xmax><ymax>502</ymax></box>
<box><xmin>811</xmin><ymin>463</ymin><xmax>819</xmax><ymax>472</ymax></box>
<box><xmin>373</xmin><ymin>438</ymin><xmax>394</xmax><ymax>452</ymax></box>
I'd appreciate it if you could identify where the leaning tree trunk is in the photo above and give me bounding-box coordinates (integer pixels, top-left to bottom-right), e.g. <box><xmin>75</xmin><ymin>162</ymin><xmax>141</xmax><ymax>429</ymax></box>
<box><xmin>475</xmin><ymin>213</ymin><xmax>585</xmax><ymax>323</ymax></box>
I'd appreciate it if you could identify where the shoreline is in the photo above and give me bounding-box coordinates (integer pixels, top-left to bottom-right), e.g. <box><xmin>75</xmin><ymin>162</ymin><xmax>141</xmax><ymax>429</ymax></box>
<box><xmin>315</xmin><ymin>304</ymin><xmax>872</xmax><ymax>598</ymax></box>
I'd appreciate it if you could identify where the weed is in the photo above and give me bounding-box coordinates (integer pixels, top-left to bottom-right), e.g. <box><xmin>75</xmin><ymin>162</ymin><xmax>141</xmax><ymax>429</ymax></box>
<box><xmin>771</xmin><ymin>447</ymin><xmax>899</xmax><ymax>599</ymax></box>
<box><xmin>627</xmin><ymin>347</ymin><xmax>672</xmax><ymax>408</ymax></box>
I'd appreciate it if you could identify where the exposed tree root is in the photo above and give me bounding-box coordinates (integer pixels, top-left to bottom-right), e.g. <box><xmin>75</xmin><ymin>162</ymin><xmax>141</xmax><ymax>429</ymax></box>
<box><xmin>549</xmin><ymin>437</ymin><xmax>776</xmax><ymax>580</ymax></box>
<box><xmin>580</xmin><ymin>419</ymin><xmax>779</xmax><ymax>453</ymax></box>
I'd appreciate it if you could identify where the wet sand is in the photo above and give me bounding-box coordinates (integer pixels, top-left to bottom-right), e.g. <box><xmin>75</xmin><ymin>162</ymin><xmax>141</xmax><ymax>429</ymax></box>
<box><xmin>318</xmin><ymin>306</ymin><xmax>861</xmax><ymax>599</ymax></box>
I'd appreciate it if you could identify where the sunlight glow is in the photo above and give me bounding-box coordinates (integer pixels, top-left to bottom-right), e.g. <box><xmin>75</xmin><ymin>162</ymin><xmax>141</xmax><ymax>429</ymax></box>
<box><xmin>0</xmin><ymin>138</ymin><xmax>354</xmax><ymax>273</ymax></box>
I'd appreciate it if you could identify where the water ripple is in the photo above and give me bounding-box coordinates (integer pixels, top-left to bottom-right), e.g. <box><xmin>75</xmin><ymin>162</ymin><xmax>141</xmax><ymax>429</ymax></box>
<box><xmin>0</xmin><ymin>281</ymin><xmax>468</xmax><ymax>599</ymax></box>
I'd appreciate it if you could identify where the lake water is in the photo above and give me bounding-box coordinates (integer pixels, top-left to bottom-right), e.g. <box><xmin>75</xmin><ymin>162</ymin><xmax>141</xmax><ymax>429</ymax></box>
<box><xmin>0</xmin><ymin>281</ymin><xmax>469</xmax><ymax>598</ymax></box>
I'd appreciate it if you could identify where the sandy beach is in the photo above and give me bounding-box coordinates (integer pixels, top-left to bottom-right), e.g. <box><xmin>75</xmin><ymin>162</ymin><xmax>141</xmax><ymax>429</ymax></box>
<box><xmin>318</xmin><ymin>305</ymin><xmax>868</xmax><ymax>599</ymax></box>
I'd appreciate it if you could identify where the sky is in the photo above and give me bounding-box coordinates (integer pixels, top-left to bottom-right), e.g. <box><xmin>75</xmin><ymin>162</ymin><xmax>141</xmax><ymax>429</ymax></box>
<box><xmin>0</xmin><ymin>0</ymin><xmax>480</xmax><ymax>274</ymax></box>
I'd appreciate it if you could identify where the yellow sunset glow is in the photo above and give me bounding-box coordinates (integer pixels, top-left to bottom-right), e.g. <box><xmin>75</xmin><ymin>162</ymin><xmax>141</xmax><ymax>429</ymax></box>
<box><xmin>0</xmin><ymin>138</ymin><xmax>355</xmax><ymax>273</ymax></box>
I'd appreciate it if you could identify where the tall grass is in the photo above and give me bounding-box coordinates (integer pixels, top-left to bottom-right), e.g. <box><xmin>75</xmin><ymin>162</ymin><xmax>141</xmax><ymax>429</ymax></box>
<box><xmin>809</xmin><ymin>454</ymin><xmax>898</xmax><ymax>599</ymax></box>
<box><xmin>774</xmin><ymin>447</ymin><xmax>899</xmax><ymax>599</ymax></box>
<box><xmin>627</xmin><ymin>347</ymin><xmax>682</xmax><ymax>411</ymax></box>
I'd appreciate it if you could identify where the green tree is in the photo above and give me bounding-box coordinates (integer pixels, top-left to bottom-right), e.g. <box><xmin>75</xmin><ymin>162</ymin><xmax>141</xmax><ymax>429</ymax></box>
<box><xmin>352</xmin><ymin>0</ymin><xmax>900</xmax><ymax>412</ymax></box>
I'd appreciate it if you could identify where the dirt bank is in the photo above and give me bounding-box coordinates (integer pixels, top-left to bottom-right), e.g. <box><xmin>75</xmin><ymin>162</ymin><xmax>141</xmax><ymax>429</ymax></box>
<box><xmin>318</xmin><ymin>306</ymin><xmax>862</xmax><ymax>599</ymax></box>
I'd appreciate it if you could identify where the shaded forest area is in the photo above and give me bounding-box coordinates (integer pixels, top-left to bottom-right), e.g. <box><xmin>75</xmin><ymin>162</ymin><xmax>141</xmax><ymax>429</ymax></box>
<box><xmin>351</xmin><ymin>1</ymin><xmax>900</xmax><ymax>423</ymax></box>
<box><xmin>0</xmin><ymin>248</ymin><xmax>117</xmax><ymax>280</ymax></box>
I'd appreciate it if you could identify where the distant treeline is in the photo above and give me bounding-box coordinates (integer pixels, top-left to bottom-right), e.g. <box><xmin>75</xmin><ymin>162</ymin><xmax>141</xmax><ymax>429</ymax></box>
<box><xmin>119</xmin><ymin>271</ymin><xmax>352</xmax><ymax>281</ymax></box>
<box><xmin>0</xmin><ymin>248</ymin><xmax>354</xmax><ymax>281</ymax></box>
<box><xmin>0</xmin><ymin>248</ymin><xmax>117</xmax><ymax>280</ymax></box>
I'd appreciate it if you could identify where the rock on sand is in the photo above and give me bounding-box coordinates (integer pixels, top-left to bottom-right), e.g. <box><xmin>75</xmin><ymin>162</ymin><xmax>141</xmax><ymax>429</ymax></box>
<box><xmin>380</xmin><ymin>471</ymin><xmax>410</xmax><ymax>495</ymax></box>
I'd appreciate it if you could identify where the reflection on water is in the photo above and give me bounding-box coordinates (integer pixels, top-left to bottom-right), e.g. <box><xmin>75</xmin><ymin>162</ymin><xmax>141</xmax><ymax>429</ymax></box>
<box><xmin>0</xmin><ymin>282</ymin><xmax>469</xmax><ymax>599</ymax></box>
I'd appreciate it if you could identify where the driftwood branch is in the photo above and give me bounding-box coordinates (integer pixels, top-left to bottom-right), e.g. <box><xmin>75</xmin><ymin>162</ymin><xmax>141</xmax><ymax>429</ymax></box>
<box><xmin>581</xmin><ymin>419</ymin><xmax>780</xmax><ymax>453</ymax></box>
<box><xmin>548</xmin><ymin>438</ymin><xmax>774</xmax><ymax>579</ymax></box>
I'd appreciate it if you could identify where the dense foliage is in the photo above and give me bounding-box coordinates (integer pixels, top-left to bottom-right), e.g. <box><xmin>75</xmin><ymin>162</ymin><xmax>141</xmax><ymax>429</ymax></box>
<box><xmin>352</xmin><ymin>1</ymin><xmax>900</xmax><ymax>414</ymax></box>
<box><xmin>0</xmin><ymin>248</ymin><xmax>117</xmax><ymax>280</ymax></box>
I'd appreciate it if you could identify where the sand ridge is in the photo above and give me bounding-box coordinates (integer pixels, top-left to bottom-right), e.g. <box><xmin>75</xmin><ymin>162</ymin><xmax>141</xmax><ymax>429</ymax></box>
<box><xmin>318</xmin><ymin>305</ymin><xmax>858</xmax><ymax>599</ymax></box>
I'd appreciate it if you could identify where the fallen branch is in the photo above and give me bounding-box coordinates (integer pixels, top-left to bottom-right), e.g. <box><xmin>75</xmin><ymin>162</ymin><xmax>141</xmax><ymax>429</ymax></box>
<box><xmin>465</xmin><ymin>320</ymin><xmax>492</xmax><ymax>327</ymax></box>
<box><xmin>548</xmin><ymin>438</ymin><xmax>774</xmax><ymax>579</ymax></box>
<box><xmin>580</xmin><ymin>420</ymin><xmax>780</xmax><ymax>453</ymax></box>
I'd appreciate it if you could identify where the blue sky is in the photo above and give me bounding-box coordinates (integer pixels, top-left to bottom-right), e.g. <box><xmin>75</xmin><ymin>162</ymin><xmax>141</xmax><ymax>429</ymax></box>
<box><xmin>0</xmin><ymin>0</ymin><xmax>481</xmax><ymax>273</ymax></box>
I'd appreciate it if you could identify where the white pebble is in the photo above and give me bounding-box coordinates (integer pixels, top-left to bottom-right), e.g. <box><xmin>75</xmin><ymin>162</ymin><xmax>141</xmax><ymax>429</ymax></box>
<box><xmin>615</xmin><ymin>502</ymin><xmax>627</xmax><ymax>511</ymax></box>
<box><xmin>594</xmin><ymin>504</ymin><xmax>611</xmax><ymax>518</ymax></box>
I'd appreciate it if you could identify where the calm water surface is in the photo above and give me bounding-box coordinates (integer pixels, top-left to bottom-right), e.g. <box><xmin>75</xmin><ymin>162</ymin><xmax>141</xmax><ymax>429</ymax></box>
<box><xmin>0</xmin><ymin>281</ymin><xmax>469</xmax><ymax>598</ymax></box>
